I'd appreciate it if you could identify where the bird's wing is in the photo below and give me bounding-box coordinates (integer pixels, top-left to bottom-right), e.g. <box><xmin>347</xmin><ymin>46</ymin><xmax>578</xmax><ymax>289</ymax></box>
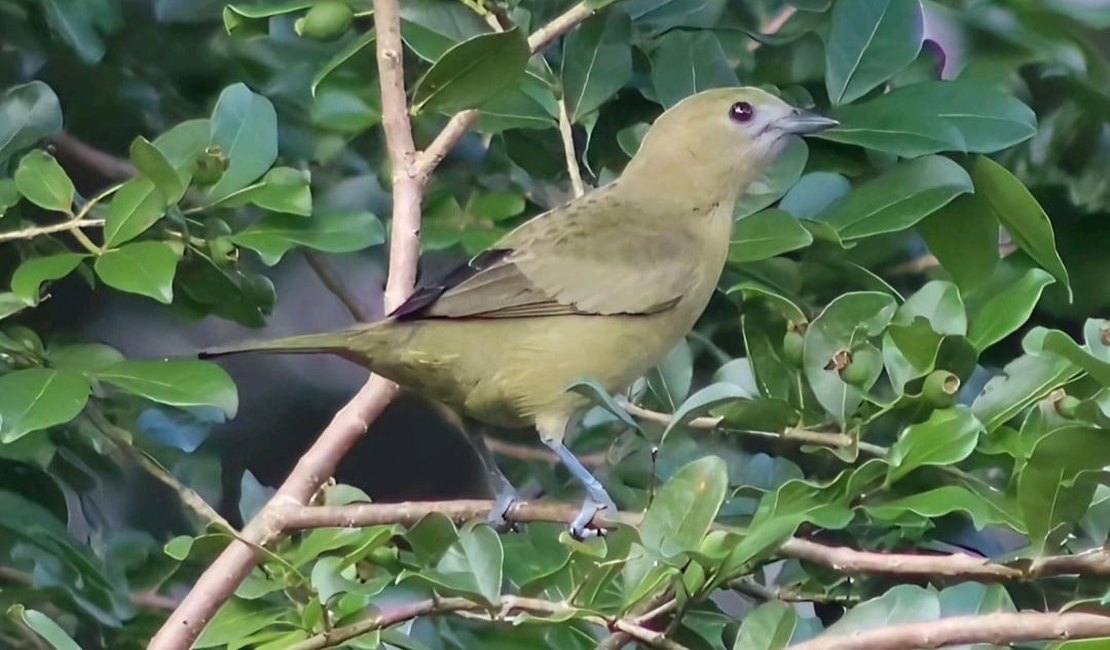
<box><xmin>391</xmin><ymin>190</ymin><xmax>701</xmax><ymax>320</ymax></box>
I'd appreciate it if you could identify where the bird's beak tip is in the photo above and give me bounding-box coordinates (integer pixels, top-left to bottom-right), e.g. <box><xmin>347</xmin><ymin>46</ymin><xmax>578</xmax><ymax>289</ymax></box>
<box><xmin>778</xmin><ymin>109</ymin><xmax>839</xmax><ymax>135</ymax></box>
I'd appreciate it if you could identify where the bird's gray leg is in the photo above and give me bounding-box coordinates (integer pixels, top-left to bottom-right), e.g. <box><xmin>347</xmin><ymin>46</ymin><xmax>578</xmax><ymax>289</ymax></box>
<box><xmin>538</xmin><ymin>415</ymin><xmax>616</xmax><ymax>540</ymax></box>
<box><xmin>461</xmin><ymin>419</ymin><xmax>521</xmax><ymax>532</ymax></box>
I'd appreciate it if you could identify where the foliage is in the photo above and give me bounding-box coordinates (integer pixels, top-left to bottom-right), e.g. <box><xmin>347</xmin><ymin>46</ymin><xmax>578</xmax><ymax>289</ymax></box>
<box><xmin>1</xmin><ymin>0</ymin><xmax>1109</xmax><ymax>648</ymax></box>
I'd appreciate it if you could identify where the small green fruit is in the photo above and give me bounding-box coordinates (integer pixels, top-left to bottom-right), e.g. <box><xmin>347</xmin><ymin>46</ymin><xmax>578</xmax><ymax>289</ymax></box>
<box><xmin>366</xmin><ymin>545</ymin><xmax>400</xmax><ymax>569</ymax></box>
<box><xmin>193</xmin><ymin>147</ymin><xmax>228</xmax><ymax>187</ymax></box>
<box><xmin>782</xmin><ymin>329</ymin><xmax>805</xmax><ymax>367</ymax></box>
<box><xmin>203</xmin><ymin>217</ymin><xmax>231</xmax><ymax>240</ymax></box>
<box><xmin>839</xmin><ymin>346</ymin><xmax>880</xmax><ymax>387</ymax></box>
<box><xmin>1056</xmin><ymin>394</ymin><xmax>1081</xmax><ymax>419</ymax></box>
<box><xmin>922</xmin><ymin>370</ymin><xmax>960</xmax><ymax>408</ymax></box>
<box><xmin>297</xmin><ymin>2</ymin><xmax>354</xmax><ymax>41</ymax></box>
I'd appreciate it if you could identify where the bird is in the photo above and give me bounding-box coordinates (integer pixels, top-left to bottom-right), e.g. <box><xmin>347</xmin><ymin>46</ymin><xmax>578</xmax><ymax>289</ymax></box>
<box><xmin>201</xmin><ymin>87</ymin><xmax>838</xmax><ymax>538</ymax></box>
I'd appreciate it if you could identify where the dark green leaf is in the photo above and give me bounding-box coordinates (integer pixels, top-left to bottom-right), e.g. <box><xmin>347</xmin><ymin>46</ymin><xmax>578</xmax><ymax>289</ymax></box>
<box><xmin>817</xmin><ymin>156</ymin><xmax>972</xmax><ymax>240</ymax></box>
<box><xmin>966</xmin><ymin>264</ymin><xmax>1054</xmax><ymax>352</ymax></box>
<box><xmin>400</xmin><ymin>0</ymin><xmax>488</xmax><ymax>62</ymax></box>
<box><xmin>736</xmin><ymin>138</ymin><xmax>809</xmax><ymax>218</ymax></box>
<box><xmin>886</xmin><ymin>407</ymin><xmax>982</xmax><ymax>485</ymax></box>
<box><xmin>650</xmin><ymin>30</ymin><xmax>738</xmax><ymax>108</ymax></box>
<box><xmin>10</xmin><ymin>253</ymin><xmax>87</xmax><ymax>305</ymax></box>
<box><xmin>918</xmin><ymin>194</ymin><xmax>1000</xmax><ymax>294</ymax></box>
<box><xmin>971</xmin><ymin>352</ymin><xmax>1080</xmax><ymax>432</ymax></box>
<box><xmin>312</xmin><ymin>31</ymin><xmax>376</xmax><ymax>96</ymax></box>
<box><xmin>567</xmin><ymin>378</ymin><xmax>641</xmax><ymax>431</ymax></box>
<box><xmin>823</xmin><ymin>81</ymin><xmax>1036</xmax><ymax>156</ymax></box>
<box><xmin>231</xmin><ymin>211</ymin><xmax>385</xmax><ymax>265</ymax></box>
<box><xmin>823</xmin><ymin>585</ymin><xmax>939</xmax><ymax>636</ymax></box>
<box><xmin>0</xmin><ymin>368</ymin><xmax>91</xmax><ymax>442</ymax></box>
<box><xmin>223</xmin><ymin>1</ymin><xmax>313</xmax><ymax>37</ymax></box>
<box><xmin>1026</xmin><ymin>322</ymin><xmax>1110</xmax><ymax>387</ymax></box>
<box><xmin>40</xmin><ymin>0</ymin><xmax>113</xmax><ymax>63</ymax></box>
<box><xmin>825</xmin><ymin>0</ymin><xmax>924</xmax><ymax>105</ymax></box>
<box><xmin>662</xmin><ymin>383</ymin><xmax>750</xmax><ymax>442</ymax></box>
<box><xmin>93</xmin><ymin>241</ymin><xmax>183</xmax><ymax>304</ymax></box>
<box><xmin>477</xmin><ymin>73</ymin><xmax>559</xmax><ymax>132</ymax></box>
<box><xmin>803</xmin><ymin>292</ymin><xmax>897</xmax><ymax>423</ymax></box>
<box><xmin>0</xmin><ymin>82</ymin><xmax>63</xmax><ymax>166</ymax></box>
<box><xmin>402</xmin><ymin>524</ymin><xmax>504</xmax><ymax>605</ymax></box>
<box><xmin>206</xmin><ymin>83</ymin><xmax>279</xmax><ymax>201</ymax></box>
<box><xmin>14</xmin><ymin>150</ymin><xmax>75</xmax><ymax>213</ymax></box>
<box><xmin>130</xmin><ymin>136</ymin><xmax>186</xmax><ymax>203</ymax></box>
<box><xmin>780</xmin><ymin>172</ymin><xmax>851</xmax><ymax>220</ymax></box>
<box><xmin>971</xmin><ymin>156</ymin><xmax>1070</xmax><ymax>294</ymax></box>
<box><xmin>562</xmin><ymin>11</ymin><xmax>633</xmax><ymax>120</ymax></box>
<box><xmin>730</xmin><ymin>209</ymin><xmax>814</xmax><ymax>263</ymax></box>
<box><xmin>866</xmin><ymin>485</ymin><xmax>1022</xmax><ymax>532</ymax></box>
<box><xmin>412</xmin><ymin>29</ymin><xmax>530</xmax><ymax>115</ymax></box>
<box><xmin>103</xmin><ymin>179</ymin><xmax>167</xmax><ymax>247</ymax></box>
<box><xmin>94</xmin><ymin>360</ymin><xmax>238</xmax><ymax>417</ymax></box>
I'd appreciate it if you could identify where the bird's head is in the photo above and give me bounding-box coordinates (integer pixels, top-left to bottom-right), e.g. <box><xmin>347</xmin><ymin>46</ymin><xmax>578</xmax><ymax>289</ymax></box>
<box><xmin>623</xmin><ymin>87</ymin><xmax>838</xmax><ymax>203</ymax></box>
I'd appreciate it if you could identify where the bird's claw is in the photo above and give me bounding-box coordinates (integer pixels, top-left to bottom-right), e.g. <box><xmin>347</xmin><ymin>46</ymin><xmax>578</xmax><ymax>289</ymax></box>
<box><xmin>488</xmin><ymin>491</ymin><xmax>523</xmax><ymax>534</ymax></box>
<box><xmin>568</xmin><ymin>496</ymin><xmax>613</xmax><ymax>541</ymax></box>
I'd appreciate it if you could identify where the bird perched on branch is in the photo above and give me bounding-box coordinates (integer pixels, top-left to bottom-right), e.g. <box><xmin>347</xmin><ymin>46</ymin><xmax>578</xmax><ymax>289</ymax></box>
<box><xmin>202</xmin><ymin>87</ymin><xmax>838</xmax><ymax>538</ymax></box>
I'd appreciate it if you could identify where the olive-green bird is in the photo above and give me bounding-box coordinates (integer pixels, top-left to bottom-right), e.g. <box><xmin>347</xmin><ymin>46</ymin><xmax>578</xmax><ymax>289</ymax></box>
<box><xmin>202</xmin><ymin>88</ymin><xmax>837</xmax><ymax>537</ymax></box>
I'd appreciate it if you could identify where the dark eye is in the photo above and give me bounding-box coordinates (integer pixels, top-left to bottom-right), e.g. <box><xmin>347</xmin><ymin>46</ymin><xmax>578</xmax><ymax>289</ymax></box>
<box><xmin>729</xmin><ymin>101</ymin><xmax>754</xmax><ymax>123</ymax></box>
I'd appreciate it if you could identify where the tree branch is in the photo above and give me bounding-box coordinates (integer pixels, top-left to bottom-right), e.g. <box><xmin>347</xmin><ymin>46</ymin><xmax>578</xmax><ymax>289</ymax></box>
<box><xmin>790</xmin><ymin>611</ymin><xmax>1110</xmax><ymax>650</ymax></box>
<box><xmin>557</xmin><ymin>96</ymin><xmax>586</xmax><ymax>198</ymax></box>
<box><xmin>0</xmin><ymin>218</ymin><xmax>105</xmax><ymax>243</ymax></box>
<box><xmin>303</xmin><ymin>251</ymin><xmax>372</xmax><ymax>322</ymax></box>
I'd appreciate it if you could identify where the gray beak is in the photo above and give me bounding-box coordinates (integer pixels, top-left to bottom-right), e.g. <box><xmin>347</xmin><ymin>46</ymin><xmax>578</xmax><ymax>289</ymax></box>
<box><xmin>777</xmin><ymin>109</ymin><xmax>839</xmax><ymax>135</ymax></box>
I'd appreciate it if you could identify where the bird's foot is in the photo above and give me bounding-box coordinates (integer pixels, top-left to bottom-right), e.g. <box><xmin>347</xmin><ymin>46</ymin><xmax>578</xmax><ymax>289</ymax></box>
<box><xmin>568</xmin><ymin>490</ymin><xmax>618</xmax><ymax>541</ymax></box>
<box><xmin>488</xmin><ymin>489</ymin><xmax>523</xmax><ymax>534</ymax></box>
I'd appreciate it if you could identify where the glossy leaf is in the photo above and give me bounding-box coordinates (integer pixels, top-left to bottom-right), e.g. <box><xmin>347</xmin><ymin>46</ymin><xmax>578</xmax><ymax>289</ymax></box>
<box><xmin>103</xmin><ymin>179</ymin><xmax>167</xmax><ymax>247</ymax></box>
<box><xmin>0</xmin><ymin>368</ymin><xmax>91</xmax><ymax>442</ymax></box>
<box><xmin>730</xmin><ymin>209</ymin><xmax>814</xmax><ymax>263</ymax></box>
<box><xmin>918</xmin><ymin>193</ymin><xmax>1000</xmax><ymax>293</ymax></box>
<box><xmin>662</xmin><ymin>383</ymin><xmax>751</xmax><ymax>442</ymax></box>
<box><xmin>886</xmin><ymin>407</ymin><xmax>982</xmax><ymax>485</ymax></box>
<box><xmin>780</xmin><ymin>172</ymin><xmax>851</xmax><ymax>220</ymax></box>
<box><xmin>231</xmin><ymin>211</ymin><xmax>384</xmax><ymax>265</ymax></box>
<box><xmin>825</xmin><ymin>0</ymin><xmax>924</xmax><ymax>105</ymax></box>
<box><xmin>816</xmin><ymin>156</ymin><xmax>972</xmax><ymax>240</ymax></box>
<box><xmin>640</xmin><ymin>456</ymin><xmax>728</xmax><ymax>560</ymax></box>
<box><xmin>14</xmin><ymin>150</ymin><xmax>75</xmax><ymax>213</ymax></box>
<box><xmin>966</xmin><ymin>264</ymin><xmax>1055</xmax><ymax>352</ymax></box>
<box><xmin>130</xmin><ymin>135</ymin><xmax>186</xmax><ymax>203</ymax></box>
<box><xmin>972</xmin><ymin>352</ymin><xmax>1080</xmax><ymax>432</ymax></box>
<box><xmin>412</xmin><ymin>29</ymin><xmax>530</xmax><ymax>115</ymax></box>
<box><xmin>94</xmin><ymin>241</ymin><xmax>183</xmax><ymax>304</ymax></box>
<box><xmin>733</xmin><ymin>601</ymin><xmax>798</xmax><ymax>650</ymax></box>
<box><xmin>562</xmin><ymin>11</ymin><xmax>633</xmax><ymax>121</ymax></box>
<box><xmin>206</xmin><ymin>83</ymin><xmax>279</xmax><ymax>201</ymax></box>
<box><xmin>650</xmin><ymin>30</ymin><xmax>738</xmax><ymax>108</ymax></box>
<box><xmin>0</xmin><ymin>82</ymin><xmax>63</xmax><ymax>165</ymax></box>
<box><xmin>823</xmin><ymin>585</ymin><xmax>940</xmax><ymax>637</ymax></box>
<box><xmin>399</xmin><ymin>0</ymin><xmax>488</xmax><ymax>62</ymax></box>
<box><xmin>736</xmin><ymin>138</ymin><xmax>809</xmax><ymax>218</ymax></box>
<box><xmin>10</xmin><ymin>253</ymin><xmax>86</xmax><ymax>305</ymax></box>
<box><xmin>866</xmin><ymin>485</ymin><xmax>1022</xmax><ymax>531</ymax></box>
<box><xmin>95</xmin><ymin>360</ymin><xmax>238</xmax><ymax>417</ymax></box>
<box><xmin>8</xmin><ymin>605</ymin><xmax>81</xmax><ymax>650</ymax></box>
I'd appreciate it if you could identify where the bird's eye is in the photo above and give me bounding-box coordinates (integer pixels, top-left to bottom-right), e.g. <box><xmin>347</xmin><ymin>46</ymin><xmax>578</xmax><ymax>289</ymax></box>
<box><xmin>729</xmin><ymin>101</ymin><xmax>754</xmax><ymax>124</ymax></box>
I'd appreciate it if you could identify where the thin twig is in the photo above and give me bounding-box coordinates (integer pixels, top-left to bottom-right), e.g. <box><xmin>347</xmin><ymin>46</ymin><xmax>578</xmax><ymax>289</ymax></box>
<box><xmin>304</xmin><ymin>251</ymin><xmax>372</xmax><ymax>322</ymax></box>
<box><xmin>613</xmin><ymin>619</ymin><xmax>692</xmax><ymax>650</ymax></box>
<box><xmin>0</xmin><ymin>565</ymin><xmax>176</xmax><ymax>611</ymax></box>
<box><xmin>732</xmin><ymin>578</ymin><xmax>860</xmax><ymax>605</ymax></box>
<box><xmin>0</xmin><ymin>218</ymin><xmax>105</xmax><ymax>244</ymax></box>
<box><xmin>790</xmin><ymin>611</ymin><xmax>1110</xmax><ymax>650</ymax></box>
<box><xmin>557</xmin><ymin>96</ymin><xmax>586</xmax><ymax>198</ymax></box>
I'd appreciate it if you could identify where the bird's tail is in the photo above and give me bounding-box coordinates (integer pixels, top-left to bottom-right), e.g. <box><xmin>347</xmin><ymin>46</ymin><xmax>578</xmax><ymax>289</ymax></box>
<box><xmin>198</xmin><ymin>326</ymin><xmax>369</xmax><ymax>361</ymax></box>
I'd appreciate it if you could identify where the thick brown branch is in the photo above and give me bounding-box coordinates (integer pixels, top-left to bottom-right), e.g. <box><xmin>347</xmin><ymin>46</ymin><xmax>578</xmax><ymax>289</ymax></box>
<box><xmin>777</xmin><ymin>538</ymin><xmax>1025</xmax><ymax>580</ymax></box>
<box><xmin>790</xmin><ymin>611</ymin><xmax>1110</xmax><ymax>650</ymax></box>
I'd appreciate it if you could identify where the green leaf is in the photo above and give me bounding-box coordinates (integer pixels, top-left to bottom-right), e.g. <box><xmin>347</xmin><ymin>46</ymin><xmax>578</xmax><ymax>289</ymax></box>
<box><xmin>206</xmin><ymin>83</ymin><xmax>279</xmax><ymax>201</ymax></box>
<box><xmin>804</xmin><ymin>292</ymin><xmax>897</xmax><ymax>423</ymax></box>
<box><xmin>0</xmin><ymin>178</ymin><xmax>20</xmax><ymax>218</ymax></box>
<box><xmin>10</xmin><ymin>253</ymin><xmax>87</xmax><ymax>305</ymax></box>
<box><xmin>0</xmin><ymin>368</ymin><xmax>91</xmax><ymax>442</ymax></box>
<box><xmin>0</xmin><ymin>293</ymin><xmax>26</xmax><ymax>321</ymax></box>
<box><xmin>130</xmin><ymin>136</ymin><xmax>185</xmax><ymax>203</ymax></box>
<box><xmin>918</xmin><ymin>194</ymin><xmax>1000</xmax><ymax>294</ymax></box>
<box><xmin>561</xmin><ymin>10</ymin><xmax>633</xmax><ymax>121</ymax></box>
<box><xmin>966</xmin><ymin>264</ymin><xmax>1055</xmax><ymax>352</ymax></box>
<box><xmin>780</xmin><ymin>172</ymin><xmax>851</xmax><ymax>220</ymax></box>
<box><xmin>733</xmin><ymin>601</ymin><xmax>798</xmax><ymax>650</ymax></box>
<box><xmin>896</xmin><ymin>280</ymin><xmax>966</xmax><ymax>336</ymax></box>
<box><xmin>817</xmin><ymin>156</ymin><xmax>972</xmax><ymax>240</ymax></box>
<box><xmin>7</xmin><ymin>605</ymin><xmax>81</xmax><ymax>650</ymax></box>
<box><xmin>153</xmin><ymin>119</ymin><xmax>213</xmax><ymax>169</ymax></box>
<box><xmin>972</xmin><ymin>352</ymin><xmax>1081</xmax><ymax>432</ymax></box>
<box><xmin>825</xmin><ymin>0</ymin><xmax>924</xmax><ymax>105</ymax></box>
<box><xmin>1027</xmin><ymin>323</ymin><xmax>1110</xmax><ymax>387</ymax></box>
<box><xmin>823</xmin><ymin>81</ymin><xmax>1037</xmax><ymax>156</ymax></box>
<box><xmin>736</xmin><ymin>138</ymin><xmax>809</xmax><ymax>219</ymax></box>
<box><xmin>47</xmin><ymin>343</ymin><xmax>125</xmax><ymax>372</ymax></box>
<box><xmin>730</xmin><ymin>209</ymin><xmax>814</xmax><ymax>263</ymax></box>
<box><xmin>567</xmin><ymin>378</ymin><xmax>641</xmax><ymax>431</ymax></box>
<box><xmin>400</xmin><ymin>0</ymin><xmax>488</xmax><ymax>62</ymax></box>
<box><xmin>312</xmin><ymin>31</ymin><xmax>376</xmax><ymax>96</ymax></box>
<box><xmin>970</xmin><ymin>156</ymin><xmax>1070</xmax><ymax>294</ymax></box>
<box><xmin>402</xmin><ymin>524</ymin><xmax>504</xmax><ymax>606</ymax></box>
<box><xmin>823</xmin><ymin>585</ymin><xmax>939</xmax><ymax>636</ymax></box>
<box><xmin>477</xmin><ymin>73</ymin><xmax>559</xmax><ymax>133</ymax></box>
<box><xmin>94</xmin><ymin>241</ymin><xmax>183</xmax><ymax>304</ymax></box>
<box><xmin>866</xmin><ymin>485</ymin><xmax>1022</xmax><ymax>532</ymax></box>
<box><xmin>412</xmin><ymin>28</ymin><xmax>530</xmax><ymax>115</ymax></box>
<box><xmin>103</xmin><ymin>179</ymin><xmax>167</xmax><ymax>247</ymax></box>
<box><xmin>195</xmin><ymin>598</ymin><xmax>289</xmax><ymax>649</ymax></box>
<box><xmin>14</xmin><ymin>150</ymin><xmax>75</xmax><ymax>213</ymax></box>
<box><xmin>886</xmin><ymin>407</ymin><xmax>982</xmax><ymax>485</ymax></box>
<box><xmin>1018</xmin><ymin>426</ymin><xmax>1110</xmax><ymax>551</ymax></box>
<box><xmin>94</xmin><ymin>360</ymin><xmax>238</xmax><ymax>418</ymax></box>
<box><xmin>223</xmin><ymin>1</ymin><xmax>313</xmax><ymax>37</ymax></box>
<box><xmin>0</xmin><ymin>82</ymin><xmax>63</xmax><ymax>166</ymax></box>
<box><xmin>650</xmin><ymin>30</ymin><xmax>739</xmax><ymax>108</ymax></box>
<box><xmin>641</xmin><ymin>456</ymin><xmax>728</xmax><ymax>560</ymax></box>
<box><xmin>212</xmin><ymin>167</ymin><xmax>313</xmax><ymax>217</ymax></box>
<box><xmin>231</xmin><ymin>211</ymin><xmax>385</xmax><ymax>265</ymax></box>
<box><xmin>40</xmin><ymin>0</ymin><xmax>112</xmax><ymax>64</ymax></box>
